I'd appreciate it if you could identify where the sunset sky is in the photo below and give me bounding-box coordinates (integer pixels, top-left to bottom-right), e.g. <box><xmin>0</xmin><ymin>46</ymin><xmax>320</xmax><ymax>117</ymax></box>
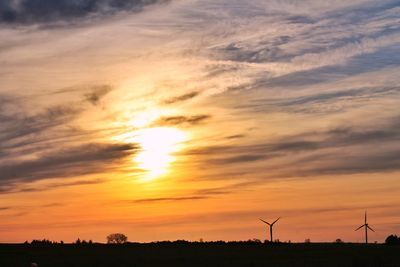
<box><xmin>1</xmin><ymin>0</ymin><xmax>400</xmax><ymax>243</ymax></box>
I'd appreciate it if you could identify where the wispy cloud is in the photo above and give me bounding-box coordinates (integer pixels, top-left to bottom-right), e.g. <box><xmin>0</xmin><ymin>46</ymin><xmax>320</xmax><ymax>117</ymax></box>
<box><xmin>131</xmin><ymin>196</ymin><xmax>208</xmax><ymax>203</ymax></box>
<box><xmin>237</xmin><ymin>86</ymin><xmax>400</xmax><ymax>114</ymax></box>
<box><xmin>163</xmin><ymin>91</ymin><xmax>200</xmax><ymax>104</ymax></box>
<box><xmin>186</xmin><ymin>116</ymin><xmax>400</xmax><ymax>178</ymax></box>
<box><xmin>0</xmin><ymin>143</ymin><xmax>136</xmax><ymax>189</ymax></box>
<box><xmin>84</xmin><ymin>85</ymin><xmax>113</xmax><ymax>105</ymax></box>
<box><xmin>153</xmin><ymin>115</ymin><xmax>211</xmax><ymax>127</ymax></box>
<box><xmin>224</xmin><ymin>134</ymin><xmax>246</xmax><ymax>140</ymax></box>
<box><xmin>2</xmin><ymin>178</ymin><xmax>107</xmax><ymax>194</ymax></box>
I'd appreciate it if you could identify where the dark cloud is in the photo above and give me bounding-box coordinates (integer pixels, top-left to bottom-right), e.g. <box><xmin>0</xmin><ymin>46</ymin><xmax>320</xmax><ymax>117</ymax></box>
<box><xmin>212</xmin><ymin>154</ymin><xmax>268</xmax><ymax>165</ymax></box>
<box><xmin>235</xmin><ymin>86</ymin><xmax>400</xmax><ymax>115</ymax></box>
<box><xmin>213</xmin><ymin>35</ymin><xmax>290</xmax><ymax>63</ymax></box>
<box><xmin>225</xmin><ymin>134</ymin><xmax>246</xmax><ymax>140</ymax></box>
<box><xmin>255</xmin><ymin>45</ymin><xmax>400</xmax><ymax>91</ymax></box>
<box><xmin>0</xmin><ymin>104</ymin><xmax>80</xmax><ymax>149</ymax></box>
<box><xmin>325</xmin><ymin>0</ymin><xmax>400</xmax><ymax>26</ymax></box>
<box><xmin>84</xmin><ymin>85</ymin><xmax>112</xmax><ymax>105</ymax></box>
<box><xmin>187</xmin><ymin>117</ymin><xmax>400</xmax><ymax>176</ymax></box>
<box><xmin>0</xmin><ymin>89</ymin><xmax>140</xmax><ymax>192</ymax></box>
<box><xmin>153</xmin><ymin>114</ymin><xmax>211</xmax><ymax>127</ymax></box>
<box><xmin>286</xmin><ymin>15</ymin><xmax>315</xmax><ymax>24</ymax></box>
<box><xmin>3</xmin><ymin>178</ymin><xmax>106</xmax><ymax>194</ymax></box>
<box><xmin>260</xmin><ymin>86</ymin><xmax>399</xmax><ymax>108</ymax></box>
<box><xmin>0</xmin><ymin>87</ymin><xmax>121</xmax><ymax>164</ymax></box>
<box><xmin>293</xmin><ymin>150</ymin><xmax>400</xmax><ymax>177</ymax></box>
<box><xmin>0</xmin><ymin>0</ymin><xmax>168</xmax><ymax>24</ymax></box>
<box><xmin>0</xmin><ymin>142</ymin><xmax>137</xmax><ymax>188</ymax></box>
<box><xmin>186</xmin><ymin>140</ymin><xmax>320</xmax><ymax>158</ymax></box>
<box><xmin>163</xmin><ymin>91</ymin><xmax>200</xmax><ymax>105</ymax></box>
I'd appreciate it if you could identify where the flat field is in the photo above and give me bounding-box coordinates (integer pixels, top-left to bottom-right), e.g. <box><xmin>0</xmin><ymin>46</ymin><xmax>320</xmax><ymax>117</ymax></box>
<box><xmin>0</xmin><ymin>243</ymin><xmax>399</xmax><ymax>267</ymax></box>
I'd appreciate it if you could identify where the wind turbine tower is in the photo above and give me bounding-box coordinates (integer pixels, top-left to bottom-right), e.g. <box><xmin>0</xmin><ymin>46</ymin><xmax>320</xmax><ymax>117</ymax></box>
<box><xmin>355</xmin><ymin>211</ymin><xmax>375</xmax><ymax>244</ymax></box>
<box><xmin>259</xmin><ymin>217</ymin><xmax>280</xmax><ymax>242</ymax></box>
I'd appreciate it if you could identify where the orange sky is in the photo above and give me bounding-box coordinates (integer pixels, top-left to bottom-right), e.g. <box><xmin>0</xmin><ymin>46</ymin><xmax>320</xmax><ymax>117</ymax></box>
<box><xmin>0</xmin><ymin>0</ymin><xmax>400</xmax><ymax>243</ymax></box>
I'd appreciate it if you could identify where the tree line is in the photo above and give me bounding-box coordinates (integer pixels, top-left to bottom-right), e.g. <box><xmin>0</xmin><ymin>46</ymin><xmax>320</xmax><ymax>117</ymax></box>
<box><xmin>24</xmin><ymin>233</ymin><xmax>400</xmax><ymax>245</ymax></box>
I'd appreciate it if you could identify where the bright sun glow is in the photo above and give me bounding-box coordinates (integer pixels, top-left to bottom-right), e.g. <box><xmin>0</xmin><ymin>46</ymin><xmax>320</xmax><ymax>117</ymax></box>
<box><xmin>133</xmin><ymin>127</ymin><xmax>187</xmax><ymax>181</ymax></box>
<box><xmin>128</xmin><ymin>110</ymin><xmax>160</xmax><ymax>128</ymax></box>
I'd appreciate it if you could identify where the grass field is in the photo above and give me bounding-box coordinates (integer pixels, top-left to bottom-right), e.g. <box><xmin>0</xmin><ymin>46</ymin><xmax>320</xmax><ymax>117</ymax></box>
<box><xmin>1</xmin><ymin>243</ymin><xmax>399</xmax><ymax>267</ymax></box>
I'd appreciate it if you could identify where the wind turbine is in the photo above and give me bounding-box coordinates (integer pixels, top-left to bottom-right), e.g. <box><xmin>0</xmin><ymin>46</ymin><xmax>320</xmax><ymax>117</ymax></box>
<box><xmin>355</xmin><ymin>211</ymin><xmax>375</xmax><ymax>244</ymax></box>
<box><xmin>259</xmin><ymin>217</ymin><xmax>280</xmax><ymax>242</ymax></box>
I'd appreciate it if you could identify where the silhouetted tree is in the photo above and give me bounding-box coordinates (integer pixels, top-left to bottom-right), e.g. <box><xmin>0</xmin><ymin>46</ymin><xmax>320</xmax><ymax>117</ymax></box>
<box><xmin>335</xmin><ymin>238</ymin><xmax>344</xmax><ymax>243</ymax></box>
<box><xmin>107</xmin><ymin>233</ymin><xmax>128</xmax><ymax>244</ymax></box>
<box><xmin>304</xmin><ymin>238</ymin><xmax>311</xmax><ymax>243</ymax></box>
<box><xmin>75</xmin><ymin>238</ymin><xmax>81</xmax><ymax>245</ymax></box>
<box><xmin>31</xmin><ymin>239</ymin><xmax>52</xmax><ymax>245</ymax></box>
<box><xmin>385</xmin><ymin>234</ymin><xmax>400</xmax><ymax>245</ymax></box>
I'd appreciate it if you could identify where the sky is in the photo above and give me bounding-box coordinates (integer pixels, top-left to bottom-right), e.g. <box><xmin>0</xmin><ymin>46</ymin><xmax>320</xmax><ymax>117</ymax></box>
<box><xmin>0</xmin><ymin>0</ymin><xmax>400</xmax><ymax>243</ymax></box>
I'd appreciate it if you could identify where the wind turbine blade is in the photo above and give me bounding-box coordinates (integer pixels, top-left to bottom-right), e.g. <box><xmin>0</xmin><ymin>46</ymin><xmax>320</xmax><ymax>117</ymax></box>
<box><xmin>259</xmin><ymin>219</ymin><xmax>270</xmax><ymax>225</ymax></box>
<box><xmin>271</xmin><ymin>217</ymin><xmax>281</xmax><ymax>225</ymax></box>
<box><xmin>355</xmin><ymin>225</ymin><xmax>364</xmax><ymax>231</ymax></box>
<box><xmin>367</xmin><ymin>225</ymin><xmax>375</xmax><ymax>232</ymax></box>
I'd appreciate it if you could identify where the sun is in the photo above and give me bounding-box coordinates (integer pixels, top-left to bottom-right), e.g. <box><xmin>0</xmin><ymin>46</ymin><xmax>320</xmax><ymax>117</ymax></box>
<box><xmin>132</xmin><ymin>127</ymin><xmax>187</xmax><ymax>181</ymax></box>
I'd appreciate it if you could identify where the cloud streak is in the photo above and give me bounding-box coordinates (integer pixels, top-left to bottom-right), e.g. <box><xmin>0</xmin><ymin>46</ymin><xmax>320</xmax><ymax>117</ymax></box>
<box><xmin>1</xmin><ymin>178</ymin><xmax>107</xmax><ymax>194</ymax></box>
<box><xmin>0</xmin><ymin>143</ymin><xmax>137</xmax><ymax>189</ymax></box>
<box><xmin>131</xmin><ymin>196</ymin><xmax>208</xmax><ymax>203</ymax></box>
<box><xmin>187</xmin><ymin>116</ymin><xmax>400</xmax><ymax>178</ymax></box>
<box><xmin>163</xmin><ymin>91</ymin><xmax>200</xmax><ymax>104</ymax></box>
<box><xmin>153</xmin><ymin>115</ymin><xmax>211</xmax><ymax>127</ymax></box>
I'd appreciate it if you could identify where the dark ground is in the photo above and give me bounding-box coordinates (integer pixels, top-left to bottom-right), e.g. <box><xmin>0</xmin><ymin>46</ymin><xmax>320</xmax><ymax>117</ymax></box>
<box><xmin>0</xmin><ymin>242</ymin><xmax>399</xmax><ymax>267</ymax></box>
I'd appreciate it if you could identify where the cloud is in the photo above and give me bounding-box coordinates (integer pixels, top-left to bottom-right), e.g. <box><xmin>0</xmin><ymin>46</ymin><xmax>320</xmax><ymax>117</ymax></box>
<box><xmin>84</xmin><ymin>84</ymin><xmax>112</xmax><ymax>105</ymax></box>
<box><xmin>153</xmin><ymin>115</ymin><xmax>211</xmax><ymax>127</ymax></box>
<box><xmin>187</xmin><ymin>116</ymin><xmax>400</xmax><ymax>178</ymax></box>
<box><xmin>131</xmin><ymin>196</ymin><xmax>208</xmax><ymax>203</ymax></box>
<box><xmin>0</xmin><ymin>142</ymin><xmax>137</xmax><ymax>189</ymax></box>
<box><xmin>196</xmin><ymin>0</ymin><xmax>400</xmax><ymax>99</ymax></box>
<box><xmin>0</xmin><ymin>103</ymin><xmax>80</xmax><ymax>150</ymax></box>
<box><xmin>2</xmin><ymin>178</ymin><xmax>107</xmax><ymax>194</ymax></box>
<box><xmin>0</xmin><ymin>88</ymin><xmax>134</xmax><ymax>193</ymax></box>
<box><xmin>127</xmin><ymin>181</ymin><xmax>258</xmax><ymax>204</ymax></box>
<box><xmin>163</xmin><ymin>91</ymin><xmax>200</xmax><ymax>104</ymax></box>
<box><xmin>0</xmin><ymin>0</ymin><xmax>169</xmax><ymax>24</ymax></box>
<box><xmin>212</xmin><ymin>154</ymin><xmax>269</xmax><ymax>165</ymax></box>
<box><xmin>213</xmin><ymin>35</ymin><xmax>291</xmax><ymax>64</ymax></box>
<box><xmin>235</xmin><ymin>86</ymin><xmax>400</xmax><ymax>116</ymax></box>
<box><xmin>225</xmin><ymin>134</ymin><xmax>246</xmax><ymax>140</ymax></box>
<box><xmin>293</xmin><ymin>150</ymin><xmax>400</xmax><ymax>177</ymax></box>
